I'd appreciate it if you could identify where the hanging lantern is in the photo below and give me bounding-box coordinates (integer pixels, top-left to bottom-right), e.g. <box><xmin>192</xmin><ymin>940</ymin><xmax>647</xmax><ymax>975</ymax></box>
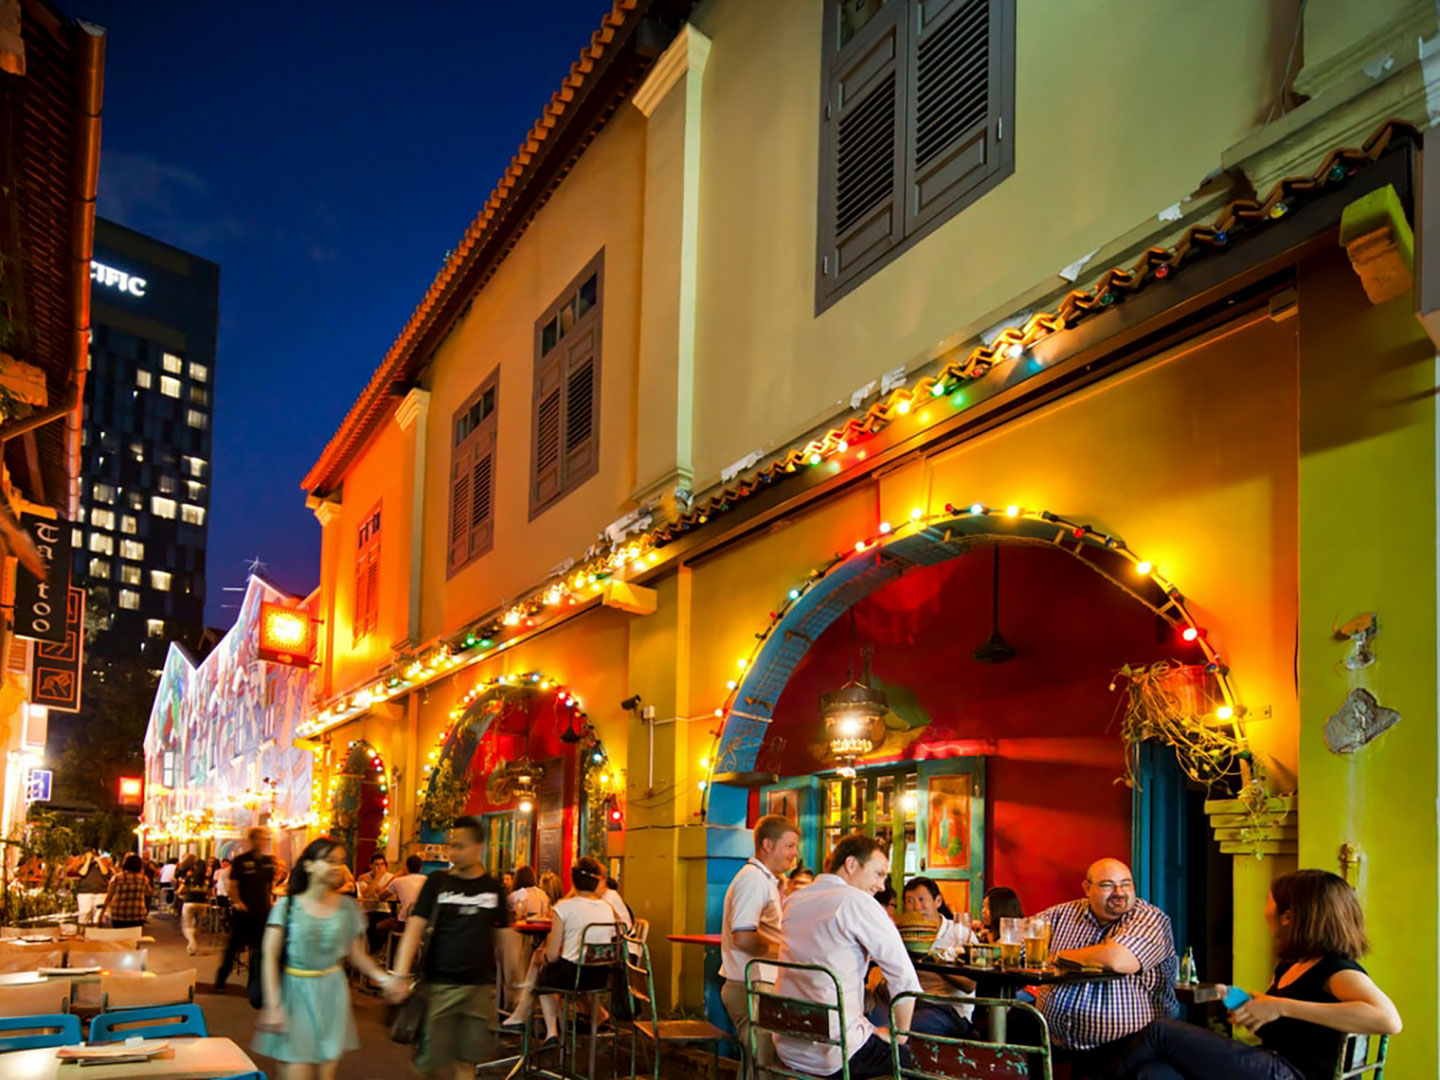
<box><xmin>820</xmin><ymin>683</ymin><xmax>888</xmax><ymax>772</ymax></box>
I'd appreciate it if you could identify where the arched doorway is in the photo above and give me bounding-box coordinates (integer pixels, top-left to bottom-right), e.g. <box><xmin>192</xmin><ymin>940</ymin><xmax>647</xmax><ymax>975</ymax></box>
<box><xmin>704</xmin><ymin>503</ymin><xmax>1251</xmax><ymax>977</ymax></box>
<box><xmin>417</xmin><ymin>674</ymin><xmax>610</xmax><ymax>881</ymax></box>
<box><xmin>329</xmin><ymin>740</ymin><xmax>390</xmax><ymax>872</ymax></box>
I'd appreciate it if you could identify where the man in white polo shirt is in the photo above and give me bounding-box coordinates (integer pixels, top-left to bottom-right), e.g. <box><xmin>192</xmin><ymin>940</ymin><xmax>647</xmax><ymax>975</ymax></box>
<box><xmin>720</xmin><ymin>814</ymin><xmax>799</xmax><ymax>1079</ymax></box>
<box><xmin>776</xmin><ymin>834</ymin><xmax>920</xmax><ymax>1079</ymax></box>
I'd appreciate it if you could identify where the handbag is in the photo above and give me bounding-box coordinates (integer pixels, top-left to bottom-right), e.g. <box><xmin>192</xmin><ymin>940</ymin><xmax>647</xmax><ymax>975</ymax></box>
<box><xmin>388</xmin><ymin>877</ymin><xmax>438</xmax><ymax>1044</ymax></box>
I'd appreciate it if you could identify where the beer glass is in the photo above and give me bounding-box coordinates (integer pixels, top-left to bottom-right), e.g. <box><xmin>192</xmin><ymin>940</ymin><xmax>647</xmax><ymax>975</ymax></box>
<box><xmin>999</xmin><ymin>916</ymin><xmax>1025</xmax><ymax>967</ymax></box>
<box><xmin>1024</xmin><ymin>916</ymin><xmax>1051</xmax><ymax>967</ymax></box>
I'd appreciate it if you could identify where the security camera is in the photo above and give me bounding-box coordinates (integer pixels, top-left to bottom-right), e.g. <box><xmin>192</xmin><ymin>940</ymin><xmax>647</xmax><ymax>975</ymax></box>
<box><xmin>620</xmin><ymin>694</ymin><xmax>642</xmax><ymax>712</ymax></box>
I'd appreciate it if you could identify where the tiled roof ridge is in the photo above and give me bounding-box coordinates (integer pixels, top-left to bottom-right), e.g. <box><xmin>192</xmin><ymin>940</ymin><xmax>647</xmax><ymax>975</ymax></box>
<box><xmin>301</xmin><ymin>0</ymin><xmax>643</xmax><ymax>495</ymax></box>
<box><xmin>653</xmin><ymin>117</ymin><xmax>1419</xmax><ymax>545</ymax></box>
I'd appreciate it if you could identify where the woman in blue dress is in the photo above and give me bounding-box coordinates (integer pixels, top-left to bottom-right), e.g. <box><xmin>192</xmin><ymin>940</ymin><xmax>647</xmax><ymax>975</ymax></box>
<box><xmin>254</xmin><ymin>836</ymin><xmax>403</xmax><ymax>1079</ymax></box>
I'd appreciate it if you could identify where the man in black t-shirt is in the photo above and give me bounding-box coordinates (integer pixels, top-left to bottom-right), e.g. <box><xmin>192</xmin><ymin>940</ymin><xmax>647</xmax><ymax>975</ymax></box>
<box><xmin>393</xmin><ymin>817</ymin><xmax>509</xmax><ymax>1077</ymax></box>
<box><xmin>215</xmin><ymin>827</ymin><xmax>276</xmax><ymax>993</ymax></box>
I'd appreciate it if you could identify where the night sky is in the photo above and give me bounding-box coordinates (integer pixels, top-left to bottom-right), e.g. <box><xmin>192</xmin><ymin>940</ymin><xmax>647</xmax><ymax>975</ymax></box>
<box><xmin>77</xmin><ymin>1</ymin><xmax>615</xmax><ymax>625</ymax></box>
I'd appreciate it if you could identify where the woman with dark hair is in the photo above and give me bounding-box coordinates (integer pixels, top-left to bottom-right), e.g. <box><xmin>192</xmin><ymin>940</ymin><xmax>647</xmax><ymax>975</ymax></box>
<box><xmin>976</xmin><ymin>886</ymin><xmax>1023</xmax><ymax>942</ymax></box>
<box><xmin>254</xmin><ymin>836</ymin><xmax>402</xmax><ymax>1079</ymax></box>
<box><xmin>1117</xmin><ymin>870</ymin><xmax>1402</xmax><ymax>1080</ymax></box>
<box><xmin>100</xmin><ymin>854</ymin><xmax>152</xmax><ymax>929</ymax></box>
<box><xmin>502</xmin><ymin>856</ymin><xmax>620</xmax><ymax>1047</ymax></box>
<box><xmin>508</xmin><ymin>864</ymin><xmax>552</xmax><ymax>922</ymax></box>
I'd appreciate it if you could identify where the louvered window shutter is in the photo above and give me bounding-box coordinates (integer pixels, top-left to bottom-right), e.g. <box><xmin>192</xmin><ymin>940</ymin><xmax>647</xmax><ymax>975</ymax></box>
<box><xmin>905</xmin><ymin>0</ymin><xmax>1004</xmax><ymax>233</ymax></box>
<box><xmin>532</xmin><ymin>356</ymin><xmax>564</xmax><ymax>509</ymax></box>
<box><xmin>363</xmin><ymin>545</ymin><xmax>379</xmax><ymax>634</ymax></box>
<box><xmin>468</xmin><ymin>424</ymin><xmax>495</xmax><ymax>558</ymax></box>
<box><xmin>562</xmin><ymin>325</ymin><xmax>597</xmax><ymax>482</ymax></box>
<box><xmin>820</xmin><ymin>3</ymin><xmax>905</xmax><ymax>296</ymax></box>
<box><xmin>448</xmin><ymin>444</ymin><xmax>474</xmax><ymax>573</ymax></box>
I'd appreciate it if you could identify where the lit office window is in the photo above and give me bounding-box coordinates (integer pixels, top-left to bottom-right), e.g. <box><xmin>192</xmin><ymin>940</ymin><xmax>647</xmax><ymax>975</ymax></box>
<box><xmin>121</xmin><ymin>515</ymin><xmax>137</xmax><ymax>535</ymax></box>
<box><xmin>135</xmin><ymin>370</ymin><xmax>152</xmax><ymax>389</ymax></box>
<box><xmin>189</xmin><ymin>386</ymin><xmax>209</xmax><ymax>407</ymax></box>
<box><xmin>92</xmin><ymin>482</ymin><xmax>115</xmax><ymax>504</ymax></box>
<box><xmin>146</xmin><ymin>619</ymin><xmax>165</xmax><ymax>638</ymax></box>
<box><xmin>128</xmin><ymin>492</ymin><xmax>143</xmax><ymax>510</ymax></box>
<box><xmin>184</xmin><ymin>456</ymin><xmax>207</xmax><ymax>478</ymax></box>
<box><xmin>185</xmin><ymin>481</ymin><xmax>205</xmax><ymax>501</ymax></box>
<box><xmin>119</xmin><ymin>589</ymin><xmax>139</xmax><ymax>611</ymax></box>
<box><xmin>189</xmin><ymin>362</ymin><xmax>208</xmax><ymax>382</ymax></box>
<box><xmin>130</xmin><ymin>440</ymin><xmax>144</xmax><ymax>462</ymax></box>
<box><xmin>89</xmin><ymin>533</ymin><xmax>113</xmax><ymax>555</ymax></box>
<box><xmin>88</xmin><ymin>558</ymin><xmax>111</xmax><ymax>579</ymax></box>
<box><xmin>120</xmin><ymin>539</ymin><xmax>144</xmax><ymax>561</ymax></box>
<box><xmin>89</xmin><ymin>507</ymin><xmax>115</xmax><ymax>530</ymax></box>
<box><xmin>163</xmin><ymin>353</ymin><xmax>183</xmax><ymax>374</ymax></box>
<box><xmin>71</xmin><ymin>528</ymin><xmax>82</xmax><ymax>547</ymax></box>
<box><xmin>151</xmin><ymin>570</ymin><xmax>171</xmax><ymax>591</ymax></box>
<box><xmin>158</xmin><ymin>475</ymin><xmax>175</xmax><ymax>495</ymax></box>
<box><xmin>160</xmin><ymin>376</ymin><xmax>181</xmax><ymax>399</ymax></box>
<box><xmin>181</xmin><ymin>504</ymin><xmax>206</xmax><ymax>526</ymax></box>
<box><xmin>120</xmin><ymin>565</ymin><xmax>141</xmax><ymax>585</ymax></box>
<box><xmin>151</xmin><ymin>496</ymin><xmax>176</xmax><ymax>519</ymax></box>
<box><xmin>185</xmin><ymin>409</ymin><xmax>209</xmax><ymax>430</ymax></box>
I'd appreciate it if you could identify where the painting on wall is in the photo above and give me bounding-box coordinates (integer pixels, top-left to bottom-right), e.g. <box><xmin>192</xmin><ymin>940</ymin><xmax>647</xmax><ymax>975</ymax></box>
<box><xmin>927</xmin><ymin>774</ymin><xmax>972</xmax><ymax>869</ymax></box>
<box><xmin>766</xmin><ymin>788</ymin><xmax>800</xmax><ymax>826</ymax></box>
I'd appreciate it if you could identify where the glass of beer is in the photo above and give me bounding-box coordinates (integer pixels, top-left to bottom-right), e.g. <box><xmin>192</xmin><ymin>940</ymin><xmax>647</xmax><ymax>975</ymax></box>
<box><xmin>1025</xmin><ymin>917</ymin><xmax>1051</xmax><ymax>968</ymax></box>
<box><xmin>999</xmin><ymin>917</ymin><xmax>1025</xmax><ymax>967</ymax></box>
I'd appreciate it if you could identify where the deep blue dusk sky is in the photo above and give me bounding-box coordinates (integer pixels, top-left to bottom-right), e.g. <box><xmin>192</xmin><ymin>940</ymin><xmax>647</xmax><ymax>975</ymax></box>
<box><xmin>77</xmin><ymin>1</ymin><xmax>615</xmax><ymax>624</ymax></box>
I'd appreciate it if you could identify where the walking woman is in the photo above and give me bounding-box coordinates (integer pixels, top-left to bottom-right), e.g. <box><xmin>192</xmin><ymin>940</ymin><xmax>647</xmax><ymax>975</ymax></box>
<box><xmin>254</xmin><ymin>837</ymin><xmax>403</xmax><ymax>1079</ymax></box>
<box><xmin>1117</xmin><ymin>870</ymin><xmax>1402</xmax><ymax>1080</ymax></box>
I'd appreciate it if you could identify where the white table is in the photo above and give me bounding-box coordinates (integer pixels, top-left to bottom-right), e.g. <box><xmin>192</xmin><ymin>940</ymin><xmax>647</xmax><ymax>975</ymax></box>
<box><xmin>0</xmin><ymin>1036</ymin><xmax>256</xmax><ymax>1078</ymax></box>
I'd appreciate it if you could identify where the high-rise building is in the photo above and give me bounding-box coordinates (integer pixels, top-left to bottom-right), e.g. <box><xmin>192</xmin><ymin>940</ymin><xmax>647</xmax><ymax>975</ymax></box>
<box><xmin>75</xmin><ymin>218</ymin><xmax>218</xmax><ymax>668</ymax></box>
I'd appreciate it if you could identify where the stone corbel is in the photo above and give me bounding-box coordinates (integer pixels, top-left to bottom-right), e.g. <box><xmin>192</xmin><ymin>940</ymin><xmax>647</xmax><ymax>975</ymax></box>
<box><xmin>1339</xmin><ymin>185</ymin><xmax>1414</xmax><ymax>305</ymax></box>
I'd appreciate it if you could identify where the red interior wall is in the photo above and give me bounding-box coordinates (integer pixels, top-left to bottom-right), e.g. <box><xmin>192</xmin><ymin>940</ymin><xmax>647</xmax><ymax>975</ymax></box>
<box><xmin>768</xmin><ymin>543</ymin><xmax>1181</xmax><ymax>914</ymax></box>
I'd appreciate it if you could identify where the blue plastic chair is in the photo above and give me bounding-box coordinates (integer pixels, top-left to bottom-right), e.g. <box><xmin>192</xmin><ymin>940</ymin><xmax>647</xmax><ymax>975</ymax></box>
<box><xmin>88</xmin><ymin>1003</ymin><xmax>208</xmax><ymax>1042</ymax></box>
<box><xmin>215</xmin><ymin>1073</ymin><xmax>268</xmax><ymax>1079</ymax></box>
<box><xmin>0</xmin><ymin>1012</ymin><xmax>81</xmax><ymax>1051</ymax></box>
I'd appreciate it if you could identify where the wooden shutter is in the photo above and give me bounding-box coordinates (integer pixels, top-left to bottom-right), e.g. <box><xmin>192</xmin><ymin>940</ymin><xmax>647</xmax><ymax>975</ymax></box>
<box><xmin>448</xmin><ymin>443</ymin><xmax>474</xmax><ymax>573</ymax></box>
<box><xmin>819</xmin><ymin>3</ymin><xmax>905</xmax><ymax>297</ymax></box>
<box><xmin>532</xmin><ymin>355</ymin><xmax>563</xmax><ymax>511</ymax></box>
<box><xmin>561</xmin><ymin>325</ymin><xmax>597</xmax><ymax>485</ymax></box>
<box><xmin>362</xmin><ymin>543</ymin><xmax>379</xmax><ymax>634</ymax></box>
<box><xmin>467</xmin><ymin>423</ymin><xmax>495</xmax><ymax>558</ymax></box>
<box><xmin>905</xmin><ymin>0</ymin><xmax>1009</xmax><ymax>234</ymax></box>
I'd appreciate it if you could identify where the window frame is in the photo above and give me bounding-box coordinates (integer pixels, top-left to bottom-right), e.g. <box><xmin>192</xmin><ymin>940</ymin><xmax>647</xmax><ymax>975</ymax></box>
<box><xmin>815</xmin><ymin>0</ymin><xmax>1016</xmax><ymax>312</ymax></box>
<box><xmin>446</xmin><ymin>369</ymin><xmax>500</xmax><ymax>577</ymax></box>
<box><xmin>353</xmin><ymin>502</ymin><xmax>382</xmax><ymax>642</ymax></box>
<box><xmin>528</xmin><ymin>251</ymin><xmax>603</xmax><ymax>520</ymax></box>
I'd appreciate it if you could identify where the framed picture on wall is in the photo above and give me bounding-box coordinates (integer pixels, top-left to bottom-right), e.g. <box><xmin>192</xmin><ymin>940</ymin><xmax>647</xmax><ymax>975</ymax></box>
<box><xmin>766</xmin><ymin>788</ymin><xmax>800</xmax><ymax>825</ymax></box>
<box><xmin>927</xmin><ymin>774</ymin><xmax>972</xmax><ymax>869</ymax></box>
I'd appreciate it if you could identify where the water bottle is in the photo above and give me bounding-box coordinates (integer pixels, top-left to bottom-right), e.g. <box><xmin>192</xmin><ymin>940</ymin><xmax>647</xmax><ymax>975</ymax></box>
<box><xmin>1179</xmin><ymin>947</ymin><xmax>1196</xmax><ymax>984</ymax></box>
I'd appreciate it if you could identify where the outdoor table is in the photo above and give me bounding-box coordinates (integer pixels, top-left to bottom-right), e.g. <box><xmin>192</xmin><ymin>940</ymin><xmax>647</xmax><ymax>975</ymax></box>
<box><xmin>665</xmin><ymin>933</ymin><xmax>722</xmax><ymax>947</ymax></box>
<box><xmin>0</xmin><ymin>1035</ymin><xmax>257</xmax><ymax>1079</ymax></box>
<box><xmin>1175</xmin><ymin>981</ymin><xmax>1225</xmax><ymax>1005</ymax></box>
<box><xmin>913</xmin><ymin>959</ymin><xmax>1123</xmax><ymax>1042</ymax></box>
<box><xmin>513</xmin><ymin>921</ymin><xmax>552</xmax><ymax>936</ymax></box>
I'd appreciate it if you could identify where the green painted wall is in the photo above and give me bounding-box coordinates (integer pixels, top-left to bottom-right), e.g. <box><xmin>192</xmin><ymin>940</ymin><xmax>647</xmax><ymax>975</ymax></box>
<box><xmin>1298</xmin><ymin>248</ymin><xmax>1437</xmax><ymax>1077</ymax></box>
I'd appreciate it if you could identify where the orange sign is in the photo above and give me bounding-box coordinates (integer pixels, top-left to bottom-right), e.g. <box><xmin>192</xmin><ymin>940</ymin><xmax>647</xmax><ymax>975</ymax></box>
<box><xmin>118</xmin><ymin>776</ymin><xmax>143</xmax><ymax>805</ymax></box>
<box><xmin>258</xmin><ymin>602</ymin><xmax>313</xmax><ymax>667</ymax></box>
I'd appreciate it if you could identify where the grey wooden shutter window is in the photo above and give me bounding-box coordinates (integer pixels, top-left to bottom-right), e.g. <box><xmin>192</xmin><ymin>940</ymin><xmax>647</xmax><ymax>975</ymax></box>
<box><xmin>532</xmin><ymin>359</ymin><xmax>563</xmax><ymax>510</ymax></box>
<box><xmin>818</xmin><ymin>0</ymin><xmax>1014</xmax><ymax>310</ymax></box>
<box><xmin>448</xmin><ymin>374</ymin><xmax>499</xmax><ymax>576</ymax></box>
<box><xmin>448</xmin><ymin>444</ymin><xmax>474</xmax><ymax>573</ymax></box>
<box><xmin>468</xmin><ymin>427</ymin><xmax>495</xmax><ymax>558</ymax></box>
<box><xmin>562</xmin><ymin>325</ymin><xmax>597</xmax><ymax>481</ymax></box>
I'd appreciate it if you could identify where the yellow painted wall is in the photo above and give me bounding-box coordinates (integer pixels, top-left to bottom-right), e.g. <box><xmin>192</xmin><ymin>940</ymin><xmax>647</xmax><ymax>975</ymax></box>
<box><xmin>417</xmin><ymin>106</ymin><xmax>648</xmax><ymax>642</ymax></box>
<box><xmin>686</xmin><ymin>0</ymin><xmax>1299</xmax><ymax>488</ymax></box>
<box><xmin>1297</xmin><ymin>250</ymin><xmax>1436</xmax><ymax>1076</ymax></box>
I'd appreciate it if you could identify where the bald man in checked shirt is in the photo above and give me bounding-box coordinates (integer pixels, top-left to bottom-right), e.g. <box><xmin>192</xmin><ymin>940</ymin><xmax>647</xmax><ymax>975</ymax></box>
<box><xmin>1033</xmin><ymin>857</ymin><xmax>1178</xmax><ymax>1078</ymax></box>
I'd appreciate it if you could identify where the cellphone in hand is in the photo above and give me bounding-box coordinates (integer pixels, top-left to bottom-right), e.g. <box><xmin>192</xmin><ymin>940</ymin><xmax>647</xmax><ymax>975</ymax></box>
<box><xmin>1222</xmin><ymin>985</ymin><xmax>1251</xmax><ymax>1010</ymax></box>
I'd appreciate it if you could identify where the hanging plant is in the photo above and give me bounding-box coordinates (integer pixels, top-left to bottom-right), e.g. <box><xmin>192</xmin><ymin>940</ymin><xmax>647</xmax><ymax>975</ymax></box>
<box><xmin>420</xmin><ymin>763</ymin><xmax>470</xmax><ymax>830</ymax></box>
<box><xmin>1111</xmin><ymin>660</ymin><xmax>1252</xmax><ymax>792</ymax></box>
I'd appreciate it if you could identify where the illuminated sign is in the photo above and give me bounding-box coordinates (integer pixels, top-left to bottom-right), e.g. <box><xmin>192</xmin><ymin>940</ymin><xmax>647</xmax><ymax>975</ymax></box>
<box><xmin>258</xmin><ymin>602</ymin><xmax>314</xmax><ymax>668</ymax></box>
<box><xmin>14</xmin><ymin>512</ymin><xmax>70</xmax><ymax>644</ymax></box>
<box><xmin>25</xmin><ymin>769</ymin><xmax>52</xmax><ymax>802</ymax></box>
<box><xmin>118</xmin><ymin>776</ymin><xmax>143</xmax><ymax>807</ymax></box>
<box><xmin>90</xmin><ymin>260</ymin><xmax>148</xmax><ymax>297</ymax></box>
<box><xmin>30</xmin><ymin>587</ymin><xmax>85</xmax><ymax>713</ymax></box>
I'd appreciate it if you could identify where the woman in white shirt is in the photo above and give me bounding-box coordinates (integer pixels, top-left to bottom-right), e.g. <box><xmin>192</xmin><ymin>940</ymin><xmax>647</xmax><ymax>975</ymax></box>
<box><xmin>902</xmin><ymin>876</ymin><xmax>977</xmax><ymax>1038</ymax></box>
<box><xmin>507</xmin><ymin>865</ymin><xmax>553</xmax><ymax>922</ymax></box>
<box><xmin>501</xmin><ymin>856</ymin><xmax>620</xmax><ymax>1047</ymax></box>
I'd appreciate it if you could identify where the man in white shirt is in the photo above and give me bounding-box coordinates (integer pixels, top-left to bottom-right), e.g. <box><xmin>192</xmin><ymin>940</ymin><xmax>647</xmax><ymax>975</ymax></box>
<box><xmin>901</xmin><ymin>876</ymin><xmax>976</xmax><ymax>1037</ymax></box>
<box><xmin>776</xmin><ymin>834</ymin><xmax>920</xmax><ymax>1079</ymax></box>
<box><xmin>383</xmin><ymin>854</ymin><xmax>429</xmax><ymax>923</ymax></box>
<box><xmin>599</xmin><ymin>876</ymin><xmax>633</xmax><ymax>930</ymax></box>
<box><xmin>720</xmin><ymin>815</ymin><xmax>799</xmax><ymax>1079</ymax></box>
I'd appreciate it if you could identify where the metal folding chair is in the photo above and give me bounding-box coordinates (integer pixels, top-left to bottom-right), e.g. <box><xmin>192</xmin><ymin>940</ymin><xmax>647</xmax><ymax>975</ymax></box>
<box><xmin>624</xmin><ymin>939</ymin><xmax>735</xmax><ymax>1079</ymax></box>
<box><xmin>889</xmin><ymin>991</ymin><xmax>1052</xmax><ymax>1079</ymax></box>
<box><xmin>519</xmin><ymin>919</ymin><xmax>622</xmax><ymax>1079</ymax></box>
<box><xmin>1335</xmin><ymin>1033</ymin><xmax>1389</xmax><ymax>1079</ymax></box>
<box><xmin>746</xmin><ymin>958</ymin><xmax>851</xmax><ymax>1080</ymax></box>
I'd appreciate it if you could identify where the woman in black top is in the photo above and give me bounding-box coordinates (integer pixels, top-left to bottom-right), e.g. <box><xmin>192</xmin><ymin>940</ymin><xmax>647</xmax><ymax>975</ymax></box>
<box><xmin>1116</xmin><ymin>870</ymin><xmax>1401</xmax><ymax>1080</ymax></box>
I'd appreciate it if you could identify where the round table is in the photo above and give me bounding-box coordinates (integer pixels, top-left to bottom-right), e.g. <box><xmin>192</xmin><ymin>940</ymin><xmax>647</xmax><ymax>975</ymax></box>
<box><xmin>913</xmin><ymin>959</ymin><xmax>1124</xmax><ymax>1042</ymax></box>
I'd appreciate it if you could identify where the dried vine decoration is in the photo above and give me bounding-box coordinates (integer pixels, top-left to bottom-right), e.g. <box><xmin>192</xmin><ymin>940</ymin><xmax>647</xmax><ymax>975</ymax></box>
<box><xmin>420</xmin><ymin>764</ymin><xmax>470</xmax><ymax>830</ymax></box>
<box><xmin>1111</xmin><ymin>660</ymin><xmax>1252</xmax><ymax>792</ymax></box>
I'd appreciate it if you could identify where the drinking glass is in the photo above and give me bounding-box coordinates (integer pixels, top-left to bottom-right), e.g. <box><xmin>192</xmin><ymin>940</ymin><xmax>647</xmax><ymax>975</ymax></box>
<box><xmin>999</xmin><ymin>916</ymin><xmax>1025</xmax><ymax>968</ymax></box>
<box><xmin>1024</xmin><ymin>916</ymin><xmax>1051</xmax><ymax>967</ymax></box>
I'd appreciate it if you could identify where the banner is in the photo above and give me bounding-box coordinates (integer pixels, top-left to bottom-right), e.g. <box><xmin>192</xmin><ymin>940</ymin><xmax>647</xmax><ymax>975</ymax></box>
<box><xmin>30</xmin><ymin>586</ymin><xmax>84</xmax><ymax>712</ymax></box>
<box><xmin>13</xmin><ymin>513</ymin><xmax>71</xmax><ymax>644</ymax></box>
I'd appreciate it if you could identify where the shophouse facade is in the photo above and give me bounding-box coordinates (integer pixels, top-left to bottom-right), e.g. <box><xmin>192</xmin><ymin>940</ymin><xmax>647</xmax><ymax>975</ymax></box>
<box><xmin>300</xmin><ymin>2</ymin><xmax>1439</xmax><ymax>1070</ymax></box>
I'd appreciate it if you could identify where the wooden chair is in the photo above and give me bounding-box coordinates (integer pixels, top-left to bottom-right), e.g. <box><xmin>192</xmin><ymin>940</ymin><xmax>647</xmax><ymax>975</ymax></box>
<box><xmin>65</xmin><ymin>938</ymin><xmax>130</xmax><ymax>958</ymax></box>
<box><xmin>0</xmin><ymin>946</ymin><xmax>63</xmax><ymax>974</ymax></box>
<box><xmin>99</xmin><ymin>968</ymin><xmax>197</xmax><ymax>1011</ymax></box>
<box><xmin>1335</xmin><ymin>1033</ymin><xmax>1389</xmax><ymax>1079</ymax></box>
<box><xmin>0</xmin><ymin>979</ymin><xmax>72</xmax><ymax>1016</ymax></box>
<box><xmin>90</xmin><ymin>1000</ymin><xmax>206</xmax><ymax>1039</ymax></box>
<box><xmin>0</xmin><ymin>1012</ymin><xmax>81</xmax><ymax>1051</ymax></box>
<box><xmin>84</xmin><ymin>926</ymin><xmax>143</xmax><ymax>945</ymax></box>
<box><xmin>746</xmin><ymin>958</ymin><xmax>851</xmax><ymax>1080</ymax></box>
<box><xmin>624</xmin><ymin>939</ymin><xmax>735</xmax><ymax>1079</ymax></box>
<box><xmin>520</xmin><ymin>921</ymin><xmax>622</xmax><ymax>1077</ymax></box>
<box><xmin>890</xmin><ymin>991</ymin><xmax>1053</xmax><ymax>1079</ymax></box>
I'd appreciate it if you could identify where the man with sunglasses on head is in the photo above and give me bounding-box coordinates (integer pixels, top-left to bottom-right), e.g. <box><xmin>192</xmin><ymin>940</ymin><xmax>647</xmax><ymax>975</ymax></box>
<box><xmin>1033</xmin><ymin>857</ymin><xmax>1177</xmax><ymax>1079</ymax></box>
